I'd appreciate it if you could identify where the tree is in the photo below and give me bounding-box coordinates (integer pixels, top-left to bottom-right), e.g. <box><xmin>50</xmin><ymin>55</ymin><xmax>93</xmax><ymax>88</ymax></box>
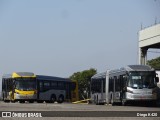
<box><xmin>70</xmin><ymin>68</ymin><xmax>97</xmax><ymax>100</ymax></box>
<box><xmin>147</xmin><ymin>56</ymin><xmax>160</xmax><ymax>69</ymax></box>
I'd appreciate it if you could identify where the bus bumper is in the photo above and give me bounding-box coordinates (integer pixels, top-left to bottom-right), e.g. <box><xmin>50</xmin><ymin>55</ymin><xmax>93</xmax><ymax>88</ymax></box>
<box><xmin>14</xmin><ymin>94</ymin><xmax>37</xmax><ymax>100</ymax></box>
<box><xmin>126</xmin><ymin>92</ymin><xmax>157</xmax><ymax>101</ymax></box>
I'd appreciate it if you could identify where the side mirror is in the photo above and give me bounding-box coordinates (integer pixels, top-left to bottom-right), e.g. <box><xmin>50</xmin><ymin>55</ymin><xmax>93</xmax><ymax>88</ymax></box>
<box><xmin>156</xmin><ymin>77</ymin><xmax>159</xmax><ymax>83</ymax></box>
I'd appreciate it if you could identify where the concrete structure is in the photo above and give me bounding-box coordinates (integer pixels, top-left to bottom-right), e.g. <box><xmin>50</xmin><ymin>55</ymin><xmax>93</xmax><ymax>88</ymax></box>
<box><xmin>139</xmin><ymin>24</ymin><xmax>160</xmax><ymax>65</ymax></box>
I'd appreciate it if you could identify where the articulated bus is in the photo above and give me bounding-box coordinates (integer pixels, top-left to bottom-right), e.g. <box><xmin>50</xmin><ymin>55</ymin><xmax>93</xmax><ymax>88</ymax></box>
<box><xmin>2</xmin><ymin>72</ymin><xmax>37</xmax><ymax>103</ymax></box>
<box><xmin>2</xmin><ymin>72</ymin><xmax>79</xmax><ymax>103</ymax></box>
<box><xmin>91</xmin><ymin>65</ymin><xmax>159</xmax><ymax>106</ymax></box>
<box><xmin>36</xmin><ymin>75</ymin><xmax>79</xmax><ymax>103</ymax></box>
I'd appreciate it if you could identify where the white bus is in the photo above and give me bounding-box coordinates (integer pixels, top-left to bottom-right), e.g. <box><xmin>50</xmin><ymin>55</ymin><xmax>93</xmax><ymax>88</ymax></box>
<box><xmin>90</xmin><ymin>65</ymin><xmax>159</xmax><ymax>106</ymax></box>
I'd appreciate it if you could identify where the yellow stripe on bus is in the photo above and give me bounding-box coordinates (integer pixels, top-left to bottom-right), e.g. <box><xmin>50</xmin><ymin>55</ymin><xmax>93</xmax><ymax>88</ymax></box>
<box><xmin>12</xmin><ymin>72</ymin><xmax>36</xmax><ymax>78</ymax></box>
<box><xmin>15</xmin><ymin>89</ymin><xmax>35</xmax><ymax>95</ymax></box>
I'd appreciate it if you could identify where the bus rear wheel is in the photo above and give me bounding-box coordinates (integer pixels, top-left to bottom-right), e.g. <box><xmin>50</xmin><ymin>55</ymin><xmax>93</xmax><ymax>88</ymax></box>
<box><xmin>50</xmin><ymin>95</ymin><xmax>56</xmax><ymax>103</ymax></box>
<box><xmin>57</xmin><ymin>95</ymin><xmax>64</xmax><ymax>103</ymax></box>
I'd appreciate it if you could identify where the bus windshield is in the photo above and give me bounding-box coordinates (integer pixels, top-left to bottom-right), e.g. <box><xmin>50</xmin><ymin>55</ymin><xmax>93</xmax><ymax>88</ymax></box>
<box><xmin>128</xmin><ymin>71</ymin><xmax>156</xmax><ymax>89</ymax></box>
<box><xmin>15</xmin><ymin>78</ymin><xmax>36</xmax><ymax>91</ymax></box>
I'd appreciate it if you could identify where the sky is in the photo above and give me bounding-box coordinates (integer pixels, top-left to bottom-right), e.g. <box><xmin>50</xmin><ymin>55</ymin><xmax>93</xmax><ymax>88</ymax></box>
<box><xmin>0</xmin><ymin>0</ymin><xmax>160</xmax><ymax>78</ymax></box>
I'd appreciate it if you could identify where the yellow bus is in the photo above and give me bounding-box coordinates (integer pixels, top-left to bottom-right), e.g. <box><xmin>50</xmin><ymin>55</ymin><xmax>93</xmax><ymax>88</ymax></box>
<box><xmin>2</xmin><ymin>72</ymin><xmax>79</xmax><ymax>103</ymax></box>
<box><xmin>2</xmin><ymin>72</ymin><xmax>37</xmax><ymax>103</ymax></box>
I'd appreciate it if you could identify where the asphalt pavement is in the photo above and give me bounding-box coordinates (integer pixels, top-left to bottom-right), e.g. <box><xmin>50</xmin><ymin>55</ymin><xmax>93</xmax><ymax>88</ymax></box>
<box><xmin>0</xmin><ymin>101</ymin><xmax>160</xmax><ymax>120</ymax></box>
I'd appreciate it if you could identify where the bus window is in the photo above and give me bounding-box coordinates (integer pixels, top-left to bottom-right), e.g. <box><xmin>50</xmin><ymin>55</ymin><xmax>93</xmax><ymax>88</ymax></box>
<box><xmin>43</xmin><ymin>81</ymin><xmax>50</xmax><ymax>91</ymax></box>
<box><xmin>115</xmin><ymin>77</ymin><xmax>120</xmax><ymax>91</ymax></box>
<box><xmin>57</xmin><ymin>82</ymin><xmax>64</xmax><ymax>89</ymax></box>
<box><xmin>109</xmin><ymin>77</ymin><xmax>113</xmax><ymax>92</ymax></box>
<box><xmin>51</xmin><ymin>82</ymin><xmax>57</xmax><ymax>88</ymax></box>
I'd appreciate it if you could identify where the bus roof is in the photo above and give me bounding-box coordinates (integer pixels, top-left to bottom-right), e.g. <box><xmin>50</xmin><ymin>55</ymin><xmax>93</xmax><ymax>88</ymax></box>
<box><xmin>92</xmin><ymin>65</ymin><xmax>154</xmax><ymax>79</ymax></box>
<box><xmin>124</xmin><ymin>65</ymin><xmax>153</xmax><ymax>71</ymax></box>
<box><xmin>91</xmin><ymin>72</ymin><xmax>106</xmax><ymax>79</ymax></box>
<box><xmin>2</xmin><ymin>72</ymin><xmax>36</xmax><ymax>79</ymax></box>
<box><xmin>36</xmin><ymin>75</ymin><xmax>71</xmax><ymax>82</ymax></box>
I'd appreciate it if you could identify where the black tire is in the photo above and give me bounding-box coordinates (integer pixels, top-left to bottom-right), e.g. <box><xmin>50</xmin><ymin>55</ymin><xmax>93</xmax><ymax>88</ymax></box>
<box><xmin>57</xmin><ymin>95</ymin><xmax>64</xmax><ymax>103</ymax></box>
<box><xmin>50</xmin><ymin>95</ymin><xmax>56</xmax><ymax>103</ymax></box>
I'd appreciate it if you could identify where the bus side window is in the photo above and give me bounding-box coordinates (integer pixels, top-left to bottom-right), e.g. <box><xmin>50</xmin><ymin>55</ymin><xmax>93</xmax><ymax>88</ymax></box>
<box><xmin>109</xmin><ymin>77</ymin><xmax>113</xmax><ymax>92</ymax></box>
<box><xmin>43</xmin><ymin>81</ymin><xmax>50</xmax><ymax>91</ymax></box>
<box><xmin>120</xmin><ymin>75</ymin><xmax>124</xmax><ymax>91</ymax></box>
<box><xmin>51</xmin><ymin>81</ymin><xmax>57</xmax><ymax>88</ymax></box>
<box><xmin>116</xmin><ymin>76</ymin><xmax>120</xmax><ymax>91</ymax></box>
<box><xmin>57</xmin><ymin>82</ymin><xmax>64</xmax><ymax>90</ymax></box>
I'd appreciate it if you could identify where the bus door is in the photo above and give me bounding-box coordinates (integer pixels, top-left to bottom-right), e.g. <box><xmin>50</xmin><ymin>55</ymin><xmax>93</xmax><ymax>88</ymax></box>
<box><xmin>37</xmin><ymin>80</ymin><xmax>43</xmax><ymax>100</ymax></box>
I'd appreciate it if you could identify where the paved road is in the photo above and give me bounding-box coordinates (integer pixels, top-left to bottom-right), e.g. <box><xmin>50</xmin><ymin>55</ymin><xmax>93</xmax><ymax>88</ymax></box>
<box><xmin>0</xmin><ymin>102</ymin><xmax>160</xmax><ymax>120</ymax></box>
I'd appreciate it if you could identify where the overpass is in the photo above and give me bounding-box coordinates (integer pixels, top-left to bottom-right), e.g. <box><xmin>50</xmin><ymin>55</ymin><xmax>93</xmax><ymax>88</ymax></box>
<box><xmin>139</xmin><ymin>24</ymin><xmax>160</xmax><ymax>65</ymax></box>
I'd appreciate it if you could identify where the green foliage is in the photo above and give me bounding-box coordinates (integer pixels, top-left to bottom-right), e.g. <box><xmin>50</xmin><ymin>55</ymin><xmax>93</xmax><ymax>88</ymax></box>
<box><xmin>70</xmin><ymin>68</ymin><xmax>97</xmax><ymax>100</ymax></box>
<box><xmin>147</xmin><ymin>56</ymin><xmax>160</xmax><ymax>69</ymax></box>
